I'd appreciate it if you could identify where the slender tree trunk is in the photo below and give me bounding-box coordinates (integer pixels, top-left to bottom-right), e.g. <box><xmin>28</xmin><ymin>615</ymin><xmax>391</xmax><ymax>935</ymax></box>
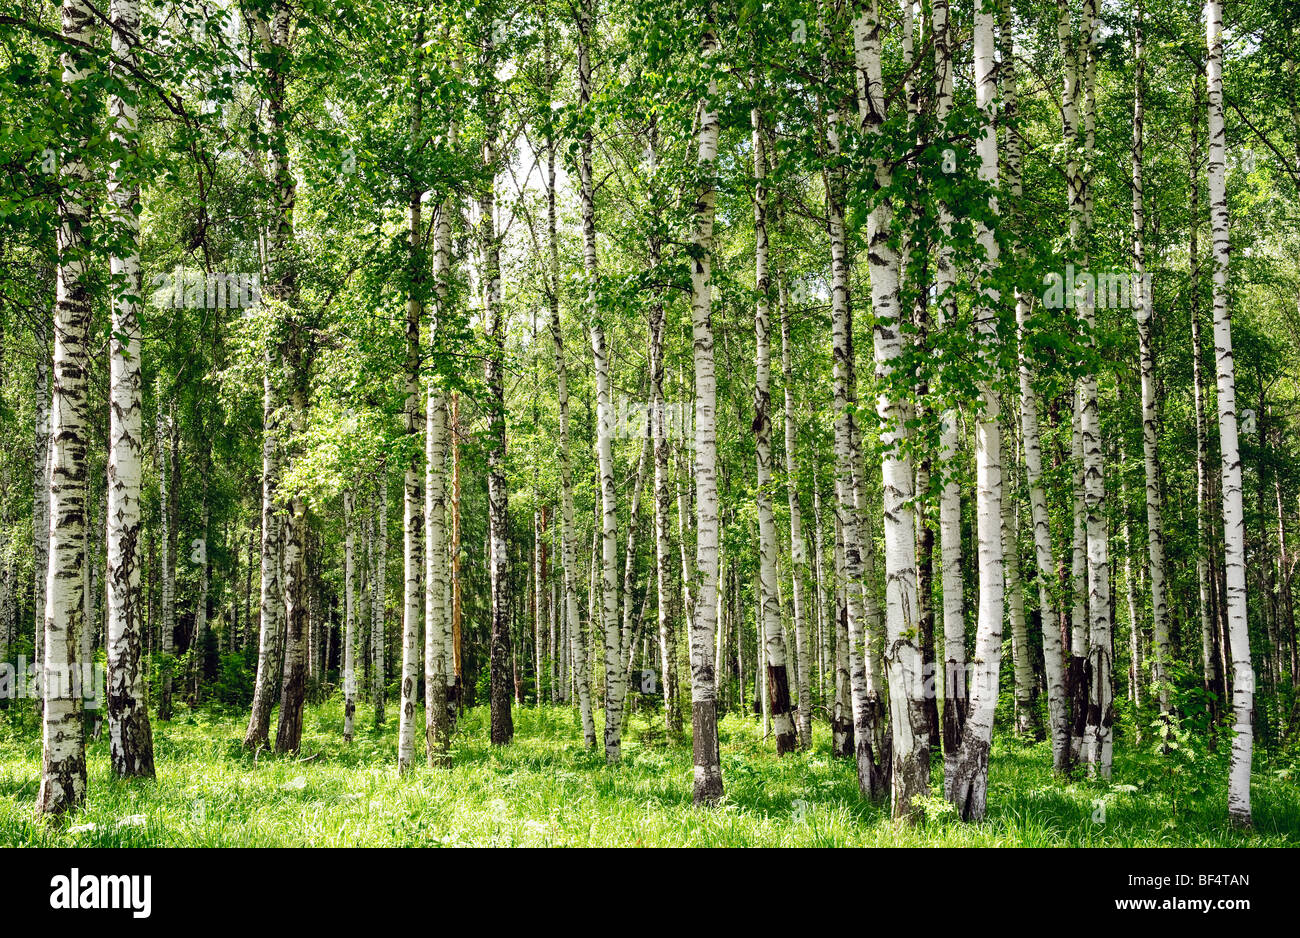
<box><xmin>398</xmin><ymin>45</ymin><xmax>427</xmax><ymax>774</ymax></box>
<box><xmin>948</xmin><ymin>0</ymin><xmax>1005</xmax><ymax>819</ymax></box>
<box><xmin>1005</xmin><ymin>432</ymin><xmax>1038</xmax><ymax>740</ymax></box>
<box><xmin>1131</xmin><ymin>4</ymin><xmax>1170</xmax><ymax>715</ymax></box>
<box><xmin>245</xmin><ymin>368</ymin><xmax>282</xmax><ymax>750</ymax></box>
<box><xmin>1205</xmin><ymin>0</ymin><xmax>1253</xmax><ymax>826</ymax></box>
<box><xmin>547</xmin><ymin>93</ymin><xmax>597</xmax><ymax>748</ymax></box>
<box><xmin>856</xmin><ymin>0</ymin><xmax>924</xmax><ymax>816</ymax></box>
<box><xmin>343</xmin><ymin>491</ymin><xmax>357</xmax><ymax>740</ymax></box>
<box><xmin>576</xmin><ymin>1</ymin><xmax>624</xmax><ymax>762</ymax></box>
<box><xmin>779</xmin><ymin>286</ymin><xmax>812</xmax><ymax>748</ymax></box>
<box><xmin>426</xmin><ymin>151</ymin><xmax>456</xmax><ymax>762</ymax></box>
<box><xmin>1189</xmin><ymin>65</ymin><xmax>1221</xmax><ymax>709</ymax></box>
<box><xmin>373</xmin><ymin>467</ymin><xmax>388</xmax><ymax>726</ymax></box>
<box><xmin>1003</xmin><ymin>0</ymin><xmax>1068</xmax><ymax>768</ymax></box>
<box><xmin>751</xmin><ymin>104</ymin><xmax>797</xmax><ymax>756</ymax></box>
<box><xmin>481</xmin><ymin>17</ymin><xmax>512</xmax><ymax>746</ymax></box>
<box><xmin>37</xmin><ymin>0</ymin><xmax>96</xmax><ymax>816</ymax></box>
<box><xmin>688</xmin><ymin>5</ymin><xmax>724</xmax><ymax>805</ymax></box>
<box><xmin>105</xmin><ymin>0</ymin><xmax>154</xmax><ymax>778</ymax></box>
<box><xmin>647</xmin><ymin>123</ymin><xmax>679</xmax><ymax>737</ymax></box>
<box><xmin>933</xmin><ymin>0</ymin><xmax>967</xmax><ymax>786</ymax></box>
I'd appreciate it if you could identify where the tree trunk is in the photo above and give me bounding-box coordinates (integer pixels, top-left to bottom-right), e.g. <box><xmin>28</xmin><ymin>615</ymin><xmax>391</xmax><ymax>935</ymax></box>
<box><xmin>751</xmin><ymin>104</ymin><xmax>798</xmax><ymax>756</ymax></box>
<box><xmin>1131</xmin><ymin>4</ymin><xmax>1171</xmax><ymax>715</ymax></box>
<box><xmin>1003</xmin><ymin>0</ymin><xmax>1068</xmax><ymax>768</ymax></box>
<box><xmin>245</xmin><ymin>369</ymin><xmax>282</xmax><ymax>750</ymax></box>
<box><xmin>948</xmin><ymin>0</ymin><xmax>1005</xmax><ymax>820</ymax></box>
<box><xmin>779</xmin><ymin>285</ymin><xmax>813</xmax><ymax>749</ymax></box>
<box><xmin>481</xmin><ymin>18</ymin><xmax>513</xmax><ymax>747</ymax></box>
<box><xmin>856</xmin><ymin>0</ymin><xmax>924</xmax><ymax>816</ymax></box>
<box><xmin>547</xmin><ymin>88</ymin><xmax>597</xmax><ymax>748</ymax></box>
<box><xmin>343</xmin><ymin>491</ymin><xmax>357</xmax><ymax>741</ymax></box>
<box><xmin>37</xmin><ymin>0</ymin><xmax>95</xmax><ymax>817</ymax></box>
<box><xmin>398</xmin><ymin>46</ymin><xmax>426</xmax><ymax>775</ymax></box>
<box><xmin>688</xmin><ymin>5</ymin><xmax>724</xmax><ymax>805</ymax></box>
<box><xmin>105</xmin><ymin>0</ymin><xmax>155</xmax><ymax>778</ymax></box>
<box><xmin>1205</xmin><ymin>0</ymin><xmax>1253</xmax><ymax>826</ymax></box>
<box><xmin>373</xmin><ymin>467</ymin><xmax>388</xmax><ymax>726</ymax></box>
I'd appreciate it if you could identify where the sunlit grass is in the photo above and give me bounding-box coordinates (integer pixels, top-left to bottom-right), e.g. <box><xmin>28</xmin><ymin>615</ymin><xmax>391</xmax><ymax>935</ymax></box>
<box><xmin>0</xmin><ymin>698</ymin><xmax>1296</xmax><ymax>846</ymax></box>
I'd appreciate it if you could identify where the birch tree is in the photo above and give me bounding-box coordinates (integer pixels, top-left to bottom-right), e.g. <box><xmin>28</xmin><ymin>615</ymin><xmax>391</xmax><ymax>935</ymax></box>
<box><xmin>577</xmin><ymin>0</ymin><xmax>625</xmax><ymax>762</ymax></box>
<box><xmin>751</xmin><ymin>101</ymin><xmax>797</xmax><ymax>755</ymax></box>
<box><xmin>1130</xmin><ymin>3</ymin><xmax>1170</xmax><ymax>715</ymax></box>
<box><xmin>947</xmin><ymin>0</ymin><xmax>1004</xmax><ymax>820</ymax></box>
<box><xmin>37</xmin><ymin>0</ymin><xmax>95</xmax><ymax>816</ymax></box>
<box><xmin>1205</xmin><ymin>0</ymin><xmax>1253</xmax><ymax>827</ymax></box>
<box><xmin>854</xmin><ymin>0</ymin><xmax>927</xmax><ymax>816</ymax></box>
<box><xmin>688</xmin><ymin>2</ymin><xmax>724</xmax><ymax>805</ymax></box>
<box><xmin>105</xmin><ymin>0</ymin><xmax>155</xmax><ymax>778</ymax></box>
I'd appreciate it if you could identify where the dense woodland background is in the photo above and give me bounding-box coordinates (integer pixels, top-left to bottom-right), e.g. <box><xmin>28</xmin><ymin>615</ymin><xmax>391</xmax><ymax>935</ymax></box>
<box><xmin>1</xmin><ymin>0</ymin><xmax>1299</xmax><ymax>844</ymax></box>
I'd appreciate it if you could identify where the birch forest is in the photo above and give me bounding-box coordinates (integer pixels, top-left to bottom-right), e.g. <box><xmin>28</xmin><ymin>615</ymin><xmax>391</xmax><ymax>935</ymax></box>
<box><xmin>1</xmin><ymin>0</ymin><xmax>1299</xmax><ymax>850</ymax></box>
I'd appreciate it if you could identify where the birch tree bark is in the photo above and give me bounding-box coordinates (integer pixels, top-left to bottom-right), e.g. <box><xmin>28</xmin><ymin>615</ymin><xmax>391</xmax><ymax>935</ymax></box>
<box><xmin>105</xmin><ymin>0</ymin><xmax>154</xmax><ymax>778</ymax></box>
<box><xmin>1075</xmin><ymin>0</ymin><xmax>1115</xmax><ymax>779</ymax></box>
<box><xmin>1003</xmin><ymin>0</ymin><xmax>1068</xmax><ymax>768</ymax></box>
<box><xmin>933</xmin><ymin>0</ymin><xmax>966</xmax><ymax>783</ymax></box>
<box><xmin>156</xmin><ymin>408</ymin><xmax>176</xmax><ymax>722</ymax></box>
<box><xmin>577</xmin><ymin>0</ymin><xmax>624</xmax><ymax>762</ymax></box>
<box><xmin>480</xmin><ymin>13</ymin><xmax>513</xmax><ymax>746</ymax></box>
<box><xmin>37</xmin><ymin>0</ymin><xmax>95</xmax><ymax>816</ymax></box>
<box><xmin>258</xmin><ymin>0</ymin><xmax>309</xmax><ymax>756</ymax></box>
<box><xmin>647</xmin><ymin>120</ymin><xmax>680</xmax><ymax>736</ymax></box>
<box><xmin>1131</xmin><ymin>4</ymin><xmax>1170</xmax><ymax>715</ymax></box>
<box><xmin>425</xmin><ymin>154</ymin><xmax>456</xmax><ymax>763</ymax></box>
<box><xmin>373</xmin><ymin>467</ymin><xmax>388</xmax><ymax>726</ymax></box>
<box><xmin>343</xmin><ymin>490</ymin><xmax>357</xmax><ymax>741</ymax></box>
<box><xmin>1189</xmin><ymin>69</ymin><xmax>1220</xmax><ymax>703</ymax></box>
<box><xmin>751</xmin><ymin>103</ymin><xmax>798</xmax><ymax>756</ymax></box>
<box><xmin>547</xmin><ymin>107</ymin><xmax>597</xmax><ymax>748</ymax></box>
<box><xmin>779</xmin><ymin>285</ymin><xmax>812</xmax><ymax>748</ymax></box>
<box><xmin>855</xmin><ymin>0</ymin><xmax>926</xmax><ymax>816</ymax></box>
<box><xmin>688</xmin><ymin>3</ymin><xmax>724</xmax><ymax>804</ymax></box>
<box><xmin>33</xmin><ymin>320</ymin><xmax>51</xmax><ymax>685</ymax></box>
<box><xmin>1205</xmin><ymin>0</ymin><xmax>1253</xmax><ymax>826</ymax></box>
<box><xmin>948</xmin><ymin>0</ymin><xmax>1004</xmax><ymax>820</ymax></box>
<box><xmin>244</xmin><ymin>368</ymin><xmax>282</xmax><ymax>750</ymax></box>
<box><xmin>398</xmin><ymin>43</ymin><xmax>427</xmax><ymax>775</ymax></box>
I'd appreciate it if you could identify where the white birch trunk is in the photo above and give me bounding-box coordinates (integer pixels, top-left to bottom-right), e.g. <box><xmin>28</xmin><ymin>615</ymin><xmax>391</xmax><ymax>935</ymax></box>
<box><xmin>1131</xmin><ymin>7</ymin><xmax>1170</xmax><ymax>713</ymax></box>
<box><xmin>751</xmin><ymin>105</ymin><xmax>798</xmax><ymax>755</ymax></box>
<box><xmin>38</xmin><ymin>0</ymin><xmax>95</xmax><ymax>815</ymax></box>
<box><xmin>343</xmin><ymin>490</ymin><xmax>357</xmax><ymax>740</ymax></box>
<box><xmin>1205</xmin><ymin>0</ymin><xmax>1253</xmax><ymax>826</ymax></box>
<box><xmin>105</xmin><ymin>0</ymin><xmax>154</xmax><ymax>778</ymax></box>
<box><xmin>1004</xmin><ymin>0</ymin><xmax>1068</xmax><ymax>769</ymax></box>
<box><xmin>855</xmin><ymin>0</ymin><xmax>926</xmax><ymax>816</ymax></box>
<box><xmin>398</xmin><ymin>51</ymin><xmax>426</xmax><ymax>774</ymax></box>
<box><xmin>779</xmin><ymin>285</ymin><xmax>813</xmax><ymax>748</ymax></box>
<box><xmin>948</xmin><ymin>1</ymin><xmax>1004</xmax><ymax>819</ymax></box>
<box><xmin>688</xmin><ymin>5</ymin><xmax>724</xmax><ymax>804</ymax></box>
<box><xmin>373</xmin><ymin>469</ymin><xmax>388</xmax><ymax>726</ymax></box>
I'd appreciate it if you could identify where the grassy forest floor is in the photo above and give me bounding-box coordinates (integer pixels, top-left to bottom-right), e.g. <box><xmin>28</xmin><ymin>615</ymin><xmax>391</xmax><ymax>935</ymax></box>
<box><xmin>1</xmin><ymin>700</ymin><xmax>1298</xmax><ymax>846</ymax></box>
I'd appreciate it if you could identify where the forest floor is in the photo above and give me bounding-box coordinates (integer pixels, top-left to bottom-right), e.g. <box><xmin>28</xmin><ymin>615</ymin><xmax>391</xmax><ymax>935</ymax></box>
<box><xmin>0</xmin><ymin>699</ymin><xmax>1297</xmax><ymax>846</ymax></box>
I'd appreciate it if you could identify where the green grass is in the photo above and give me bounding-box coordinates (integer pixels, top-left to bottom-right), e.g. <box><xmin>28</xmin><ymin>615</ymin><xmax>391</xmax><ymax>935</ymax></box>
<box><xmin>0</xmin><ymin>699</ymin><xmax>1296</xmax><ymax>846</ymax></box>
